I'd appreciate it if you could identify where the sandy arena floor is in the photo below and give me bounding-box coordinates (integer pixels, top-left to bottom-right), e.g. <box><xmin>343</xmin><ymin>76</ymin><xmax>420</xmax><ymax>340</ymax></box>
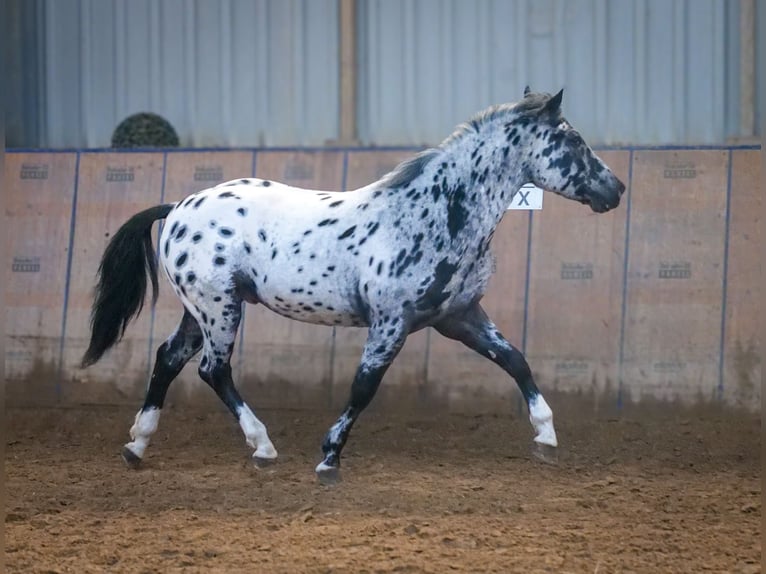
<box><xmin>5</xmin><ymin>397</ymin><xmax>761</xmax><ymax>573</ymax></box>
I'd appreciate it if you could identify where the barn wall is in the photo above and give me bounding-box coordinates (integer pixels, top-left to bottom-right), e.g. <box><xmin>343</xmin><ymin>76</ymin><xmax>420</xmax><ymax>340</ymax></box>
<box><xmin>4</xmin><ymin>146</ymin><xmax>761</xmax><ymax>412</ymax></box>
<box><xmin>7</xmin><ymin>0</ymin><xmax>758</xmax><ymax>148</ymax></box>
<box><xmin>27</xmin><ymin>0</ymin><xmax>340</xmax><ymax>148</ymax></box>
<box><xmin>354</xmin><ymin>0</ymin><xmax>742</xmax><ymax>146</ymax></box>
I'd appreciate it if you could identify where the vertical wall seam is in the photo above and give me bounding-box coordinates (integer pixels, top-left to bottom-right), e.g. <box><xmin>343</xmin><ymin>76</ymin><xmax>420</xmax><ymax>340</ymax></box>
<box><xmin>521</xmin><ymin>211</ymin><xmax>534</xmax><ymax>354</ymax></box>
<box><xmin>238</xmin><ymin>150</ymin><xmax>258</xmax><ymax>381</ymax></box>
<box><xmin>617</xmin><ymin>149</ymin><xmax>635</xmax><ymax>409</ymax></box>
<box><xmin>518</xmin><ymin>210</ymin><xmax>534</xmax><ymax>414</ymax></box>
<box><xmin>57</xmin><ymin>151</ymin><xmax>82</xmax><ymax>399</ymax></box>
<box><xmin>327</xmin><ymin>150</ymin><xmax>350</xmax><ymax>407</ymax></box>
<box><xmin>717</xmin><ymin>150</ymin><xmax>734</xmax><ymax>401</ymax></box>
<box><xmin>145</xmin><ymin>151</ymin><xmax>169</xmax><ymax>383</ymax></box>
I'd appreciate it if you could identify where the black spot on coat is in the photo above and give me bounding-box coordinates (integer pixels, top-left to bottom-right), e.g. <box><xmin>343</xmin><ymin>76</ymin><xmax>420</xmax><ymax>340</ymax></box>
<box><xmin>416</xmin><ymin>258</ymin><xmax>458</xmax><ymax>311</ymax></box>
<box><xmin>338</xmin><ymin>225</ymin><xmax>356</xmax><ymax>240</ymax></box>
<box><xmin>447</xmin><ymin>184</ymin><xmax>469</xmax><ymax>239</ymax></box>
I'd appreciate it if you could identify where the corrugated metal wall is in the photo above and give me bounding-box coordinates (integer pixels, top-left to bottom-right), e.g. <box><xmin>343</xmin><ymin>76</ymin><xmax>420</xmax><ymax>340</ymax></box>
<box><xmin>357</xmin><ymin>0</ymin><xmax>737</xmax><ymax>146</ymax></box>
<box><xmin>39</xmin><ymin>0</ymin><xmax>340</xmax><ymax>148</ymax></box>
<box><xmin>6</xmin><ymin>0</ymin><xmax>755</xmax><ymax>147</ymax></box>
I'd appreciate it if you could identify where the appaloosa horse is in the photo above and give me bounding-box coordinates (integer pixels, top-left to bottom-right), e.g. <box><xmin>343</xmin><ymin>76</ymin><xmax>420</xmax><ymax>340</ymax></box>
<box><xmin>82</xmin><ymin>87</ymin><xmax>625</xmax><ymax>483</ymax></box>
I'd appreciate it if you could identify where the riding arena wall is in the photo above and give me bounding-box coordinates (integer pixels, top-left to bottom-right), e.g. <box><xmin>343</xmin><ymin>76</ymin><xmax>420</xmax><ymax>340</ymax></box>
<box><xmin>5</xmin><ymin>147</ymin><xmax>761</xmax><ymax>413</ymax></box>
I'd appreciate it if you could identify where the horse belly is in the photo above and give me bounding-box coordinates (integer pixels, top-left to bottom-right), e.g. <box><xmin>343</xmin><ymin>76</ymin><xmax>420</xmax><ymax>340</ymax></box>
<box><xmin>257</xmin><ymin>284</ymin><xmax>368</xmax><ymax>328</ymax></box>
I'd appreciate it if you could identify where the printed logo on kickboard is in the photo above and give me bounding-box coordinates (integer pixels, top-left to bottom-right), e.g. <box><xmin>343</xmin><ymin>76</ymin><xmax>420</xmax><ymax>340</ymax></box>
<box><xmin>555</xmin><ymin>360</ymin><xmax>589</xmax><ymax>375</ymax></box>
<box><xmin>663</xmin><ymin>161</ymin><xmax>697</xmax><ymax>179</ymax></box>
<box><xmin>12</xmin><ymin>256</ymin><xmax>41</xmax><ymax>273</ymax></box>
<box><xmin>20</xmin><ymin>164</ymin><xmax>49</xmax><ymax>180</ymax></box>
<box><xmin>658</xmin><ymin>261</ymin><xmax>691</xmax><ymax>279</ymax></box>
<box><xmin>194</xmin><ymin>166</ymin><xmax>224</xmax><ymax>182</ymax></box>
<box><xmin>653</xmin><ymin>361</ymin><xmax>685</xmax><ymax>374</ymax></box>
<box><xmin>6</xmin><ymin>349</ymin><xmax>34</xmax><ymax>362</ymax></box>
<box><xmin>507</xmin><ymin>183</ymin><xmax>543</xmax><ymax>210</ymax></box>
<box><xmin>105</xmin><ymin>166</ymin><xmax>135</xmax><ymax>182</ymax></box>
<box><xmin>560</xmin><ymin>262</ymin><xmax>593</xmax><ymax>280</ymax></box>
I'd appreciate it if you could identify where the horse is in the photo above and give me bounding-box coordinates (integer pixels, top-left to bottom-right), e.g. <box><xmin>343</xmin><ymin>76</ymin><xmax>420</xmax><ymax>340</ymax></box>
<box><xmin>81</xmin><ymin>87</ymin><xmax>625</xmax><ymax>484</ymax></box>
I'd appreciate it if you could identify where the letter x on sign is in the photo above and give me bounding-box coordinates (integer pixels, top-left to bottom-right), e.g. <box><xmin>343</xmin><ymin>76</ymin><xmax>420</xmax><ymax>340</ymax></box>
<box><xmin>507</xmin><ymin>183</ymin><xmax>543</xmax><ymax>210</ymax></box>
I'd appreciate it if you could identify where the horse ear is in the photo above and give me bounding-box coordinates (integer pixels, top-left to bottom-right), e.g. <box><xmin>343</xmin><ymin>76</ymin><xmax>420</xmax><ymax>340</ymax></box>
<box><xmin>544</xmin><ymin>89</ymin><xmax>564</xmax><ymax>113</ymax></box>
<box><xmin>523</xmin><ymin>85</ymin><xmax>531</xmax><ymax>97</ymax></box>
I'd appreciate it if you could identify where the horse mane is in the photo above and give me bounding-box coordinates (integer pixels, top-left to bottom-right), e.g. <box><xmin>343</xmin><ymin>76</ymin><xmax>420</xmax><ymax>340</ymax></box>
<box><xmin>380</xmin><ymin>149</ymin><xmax>441</xmax><ymax>189</ymax></box>
<box><xmin>378</xmin><ymin>92</ymin><xmax>554</xmax><ymax>190</ymax></box>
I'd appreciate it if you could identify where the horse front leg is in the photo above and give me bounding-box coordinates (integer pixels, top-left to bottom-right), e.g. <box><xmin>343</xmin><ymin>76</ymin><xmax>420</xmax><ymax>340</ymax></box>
<box><xmin>434</xmin><ymin>303</ymin><xmax>558</xmax><ymax>463</ymax></box>
<box><xmin>316</xmin><ymin>319</ymin><xmax>409</xmax><ymax>485</ymax></box>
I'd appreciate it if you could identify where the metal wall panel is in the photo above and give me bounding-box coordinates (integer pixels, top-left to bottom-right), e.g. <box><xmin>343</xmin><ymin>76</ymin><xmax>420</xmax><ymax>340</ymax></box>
<box><xmin>11</xmin><ymin>0</ymin><xmax>754</xmax><ymax>147</ymax></box>
<box><xmin>40</xmin><ymin>0</ymin><xmax>339</xmax><ymax>148</ymax></box>
<box><xmin>357</xmin><ymin>0</ymin><xmax>737</xmax><ymax>146</ymax></box>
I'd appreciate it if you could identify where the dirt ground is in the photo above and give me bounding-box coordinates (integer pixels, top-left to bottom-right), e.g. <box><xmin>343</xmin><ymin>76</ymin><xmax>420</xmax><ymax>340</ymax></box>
<box><xmin>5</xmin><ymin>396</ymin><xmax>761</xmax><ymax>574</ymax></box>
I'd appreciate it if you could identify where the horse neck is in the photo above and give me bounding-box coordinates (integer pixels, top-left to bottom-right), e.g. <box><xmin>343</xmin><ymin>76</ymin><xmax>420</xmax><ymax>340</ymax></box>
<box><xmin>426</xmin><ymin>122</ymin><xmax>527</xmax><ymax>239</ymax></box>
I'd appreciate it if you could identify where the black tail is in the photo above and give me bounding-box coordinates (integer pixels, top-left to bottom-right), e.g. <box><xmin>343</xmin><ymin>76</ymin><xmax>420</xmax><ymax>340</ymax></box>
<box><xmin>81</xmin><ymin>204</ymin><xmax>175</xmax><ymax>368</ymax></box>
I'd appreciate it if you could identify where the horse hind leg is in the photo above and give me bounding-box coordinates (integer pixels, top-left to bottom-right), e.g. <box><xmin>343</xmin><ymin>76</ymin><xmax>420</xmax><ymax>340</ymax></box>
<box><xmin>194</xmin><ymin>296</ymin><xmax>277</xmax><ymax>467</ymax></box>
<box><xmin>123</xmin><ymin>310</ymin><xmax>203</xmax><ymax>467</ymax></box>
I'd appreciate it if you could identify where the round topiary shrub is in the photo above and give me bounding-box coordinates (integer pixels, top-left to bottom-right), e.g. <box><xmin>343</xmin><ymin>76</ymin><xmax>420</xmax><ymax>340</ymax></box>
<box><xmin>111</xmin><ymin>112</ymin><xmax>180</xmax><ymax>148</ymax></box>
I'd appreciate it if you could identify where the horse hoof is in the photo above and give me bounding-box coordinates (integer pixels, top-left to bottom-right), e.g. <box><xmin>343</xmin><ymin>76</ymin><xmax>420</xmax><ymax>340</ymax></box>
<box><xmin>316</xmin><ymin>464</ymin><xmax>342</xmax><ymax>486</ymax></box>
<box><xmin>532</xmin><ymin>442</ymin><xmax>559</xmax><ymax>465</ymax></box>
<box><xmin>121</xmin><ymin>446</ymin><xmax>142</xmax><ymax>469</ymax></box>
<box><xmin>253</xmin><ymin>456</ymin><xmax>277</xmax><ymax>469</ymax></box>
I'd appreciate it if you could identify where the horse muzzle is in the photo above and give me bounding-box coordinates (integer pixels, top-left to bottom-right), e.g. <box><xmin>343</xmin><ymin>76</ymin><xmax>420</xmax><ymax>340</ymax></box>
<box><xmin>588</xmin><ymin>178</ymin><xmax>625</xmax><ymax>213</ymax></box>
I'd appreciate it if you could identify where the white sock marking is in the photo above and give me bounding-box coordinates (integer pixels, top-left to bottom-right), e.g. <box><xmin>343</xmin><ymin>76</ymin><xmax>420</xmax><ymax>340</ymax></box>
<box><xmin>125</xmin><ymin>408</ymin><xmax>161</xmax><ymax>459</ymax></box>
<box><xmin>315</xmin><ymin>460</ymin><xmax>336</xmax><ymax>473</ymax></box>
<box><xmin>237</xmin><ymin>404</ymin><xmax>277</xmax><ymax>459</ymax></box>
<box><xmin>529</xmin><ymin>395</ymin><xmax>557</xmax><ymax>447</ymax></box>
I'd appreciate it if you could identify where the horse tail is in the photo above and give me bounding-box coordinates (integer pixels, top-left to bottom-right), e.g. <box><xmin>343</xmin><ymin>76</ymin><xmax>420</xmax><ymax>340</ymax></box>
<box><xmin>81</xmin><ymin>203</ymin><xmax>176</xmax><ymax>368</ymax></box>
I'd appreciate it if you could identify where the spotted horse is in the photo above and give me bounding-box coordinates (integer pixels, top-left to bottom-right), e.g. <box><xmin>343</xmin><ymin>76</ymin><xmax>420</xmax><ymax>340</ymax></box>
<box><xmin>82</xmin><ymin>88</ymin><xmax>625</xmax><ymax>484</ymax></box>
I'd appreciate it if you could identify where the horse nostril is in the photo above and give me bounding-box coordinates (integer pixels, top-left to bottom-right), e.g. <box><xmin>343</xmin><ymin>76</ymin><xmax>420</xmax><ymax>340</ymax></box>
<box><xmin>617</xmin><ymin>180</ymin><xmax>626</xmax><ymax>195</ymax></box>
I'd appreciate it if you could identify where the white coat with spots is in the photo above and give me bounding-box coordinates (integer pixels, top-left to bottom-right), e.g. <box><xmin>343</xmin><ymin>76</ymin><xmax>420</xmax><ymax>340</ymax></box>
<box><xmin>82</xmin><ymin>88</ymin><xmax>625</xmax><ymax>483</ymax></box>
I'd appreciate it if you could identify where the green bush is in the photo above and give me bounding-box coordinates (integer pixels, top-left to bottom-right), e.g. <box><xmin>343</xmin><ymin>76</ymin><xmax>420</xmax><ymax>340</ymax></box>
<box><xmin>111</xmin><ymin>112</ymin><xmax>180</xmax><ymax>148</ymax></box>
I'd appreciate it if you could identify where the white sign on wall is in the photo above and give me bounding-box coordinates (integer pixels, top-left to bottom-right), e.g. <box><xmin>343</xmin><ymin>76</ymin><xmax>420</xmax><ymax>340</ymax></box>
<box><xmin>506</xmin><ymin>183</ymin><xmax>544</xmax><ymax>210</ymax></box>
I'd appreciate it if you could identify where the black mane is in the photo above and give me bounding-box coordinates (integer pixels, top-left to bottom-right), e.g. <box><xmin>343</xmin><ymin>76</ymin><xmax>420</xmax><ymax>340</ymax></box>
<box><xmin>377</xmin><ymin>90</ymin><xmax>557</xmax><ymax>190</ymax></box>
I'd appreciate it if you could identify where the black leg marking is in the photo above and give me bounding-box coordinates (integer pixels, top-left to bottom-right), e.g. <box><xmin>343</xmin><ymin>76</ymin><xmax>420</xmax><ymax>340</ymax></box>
<box><xmin>434</xmin><ymin>304</ymin><xmax>540</xmax><ymax>404</ymax></box>
<box><xmin>125</xmin><ymin>311</ymin><xmax>203</xmax><ymax>467</ymax></box>
<box><xmin>195</xmin><ymin>298</ymin><xmax>277</xmax><ymax>465</ymax></box>
<box><xmin>196</xmin><ymin>301</ymin><xmax>247</xmax><ymax>414</ymax></box>
<box><xmin>316</xmin><ymin>321</ymin><xmax>409</xmax><ymax>482</ymax></box>
<box><xmin>144</xmin><ymin>310</ymin><xmax>203</xmax><ymax>409</ymax></box>
<box><xmin>434</xmin><ymin>303</ymin><xmax>557</xmax><ymax>460</ymax></box>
